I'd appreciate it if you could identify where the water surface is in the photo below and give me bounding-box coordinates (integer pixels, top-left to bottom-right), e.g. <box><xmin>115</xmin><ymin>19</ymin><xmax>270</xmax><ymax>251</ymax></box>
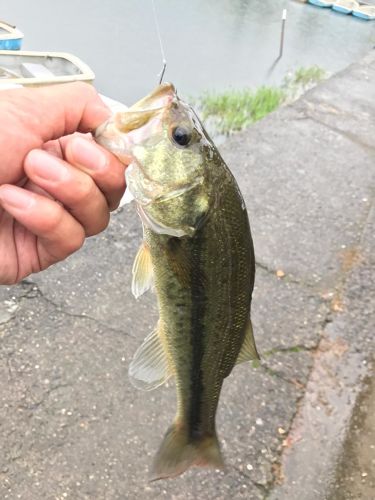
<box><xmin>2</xmin><ymin>0</ymin><xmax>375</xmax><ymax>103</ymax></box>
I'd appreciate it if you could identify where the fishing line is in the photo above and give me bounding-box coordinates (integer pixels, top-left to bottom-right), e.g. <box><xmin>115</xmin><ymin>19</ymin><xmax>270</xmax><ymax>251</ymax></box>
<box><xmin>151</xmin><ymin>0</ymin><xmax>167</xmax><ymax>84</ymax></box>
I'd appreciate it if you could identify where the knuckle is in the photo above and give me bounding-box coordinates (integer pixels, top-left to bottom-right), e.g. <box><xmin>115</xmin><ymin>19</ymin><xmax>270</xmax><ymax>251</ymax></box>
<box><xmin>73</xmin><ymin>177</ymin><xmax>97</xmax><ymax>204</ymax></box>
<box><xmin>0</xmin><ymin>275</ymin><xmax>17</xmax><ymax>286</ymax></box>
<box><xmin>98</xmin><ymin>212</ymin><xmax>110</xmax><ymax>232</ymax></box>
<box><xmin>109</xmin><ymin>201</ymin><xmax>120</xmax><ymax>212</ymax></box>
<box><xmin>41</xmin><ymin>203</ymin><xmax>65</xmax><ymax>233</ymax></box>
<box><xmin>108</xmin><ymin>191</ymin><xmax>124</xmax><ymax>211</ymax></box>
<box><xmin>64</xmin><ymin>225</ymin><xmax>85</xmax><ymax>255</ymax></box>
<box><xmin>86</xmin><ymin>211</ymin><xmax>110</xmax><ymax>237</ymax></box>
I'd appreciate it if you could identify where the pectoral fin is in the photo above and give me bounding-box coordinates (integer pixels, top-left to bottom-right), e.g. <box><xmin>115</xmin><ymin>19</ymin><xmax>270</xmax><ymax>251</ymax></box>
<box><xmin>132</xmin><ymin>242</ymin><xmax>154</xmax><ymax>299</ymax></box>
<box><xmin>236</xmin><ymin>318</ymin><xmax>260</xmax><ymax>364</ymax></box>
<box><xmin>128</xmin><ymin>323</ymin><xmax>172</xmax><ymax>391</ymax></box>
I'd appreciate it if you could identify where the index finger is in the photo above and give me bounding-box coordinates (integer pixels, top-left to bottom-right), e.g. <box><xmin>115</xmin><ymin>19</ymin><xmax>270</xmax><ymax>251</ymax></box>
<box><xmin>0</xmin><ymin>82</ymin><xmax>111</xmax><ymax>184</ymax></box>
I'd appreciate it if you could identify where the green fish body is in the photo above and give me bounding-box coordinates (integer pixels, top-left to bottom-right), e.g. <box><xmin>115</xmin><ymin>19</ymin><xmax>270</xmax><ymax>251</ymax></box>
<box><xmin>95</xmin><ymin>83</ymin><xmax>259</xmax><ymax>480</ymax></box>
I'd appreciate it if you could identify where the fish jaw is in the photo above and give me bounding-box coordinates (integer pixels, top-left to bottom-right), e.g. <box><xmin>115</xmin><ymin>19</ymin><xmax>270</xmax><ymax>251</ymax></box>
<box><xmin>95</xmin><ymin>82</ymin><xmax>176</xmax><ymax>163</ymax></box>
<box><xmin>128</xmin><ymin>82</ymin><xmax>176</xmax><ymax>112</ymax></box>
<box><xmin>95</xmin><ymin>119</ymin><xmax>133</xmax><ymax>164</ymax></box>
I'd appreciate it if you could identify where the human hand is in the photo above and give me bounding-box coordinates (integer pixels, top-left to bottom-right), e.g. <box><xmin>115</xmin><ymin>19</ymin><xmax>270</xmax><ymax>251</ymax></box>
<box><xmin>0</xmin><ymin>82</ymin><xmax>128</xmax><ymax>285</ymax></box>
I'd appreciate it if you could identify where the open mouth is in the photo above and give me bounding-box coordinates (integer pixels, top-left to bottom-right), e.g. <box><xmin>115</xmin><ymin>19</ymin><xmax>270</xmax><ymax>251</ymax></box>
<box><xmin>128</xmin><ymin>83</ymin><xmax>176</xmax><ymax>113</ymax></box>
<box><xmin>95</xmin><ymin>83</ymin><xmax>177</xmax><ymax>154</ymax></box>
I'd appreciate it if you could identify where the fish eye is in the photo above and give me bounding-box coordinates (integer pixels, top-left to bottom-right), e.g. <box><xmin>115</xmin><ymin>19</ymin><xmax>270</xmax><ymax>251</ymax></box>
<box><xmin>171</xmin><ymin>126</ymin><xmax>192</xmax><ymax>147</ymax></box>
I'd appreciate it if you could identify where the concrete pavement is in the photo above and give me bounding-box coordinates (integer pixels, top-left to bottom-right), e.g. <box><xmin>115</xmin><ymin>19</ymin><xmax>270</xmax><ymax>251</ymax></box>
<box><xmin>1</xmin><ymin>50</ymin><xmax>374</xmax><ymax>499</ymax></box>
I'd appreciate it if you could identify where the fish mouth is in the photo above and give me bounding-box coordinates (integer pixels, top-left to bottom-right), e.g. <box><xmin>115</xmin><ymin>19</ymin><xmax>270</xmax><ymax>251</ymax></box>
<box><xmin>95</xmin><ymin>82</ymin><xmax>177</xmax><ymax>156</ymax></box>
<box><xmin>129</xmin><ymin>82</ymin><xmax>176</xmax><ymax>112</ymax></box>
<box><xmin>114</xmin><ymin>82</ymin><xmax>176</xmax><ymax>133</ymax></box>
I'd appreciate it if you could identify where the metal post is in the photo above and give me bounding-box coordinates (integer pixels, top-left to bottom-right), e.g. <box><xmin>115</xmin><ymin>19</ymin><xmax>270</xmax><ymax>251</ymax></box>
<box><xmin>279</xmin><ymin>9</ymin><xmax>287</xmax><ymax>59</ymax></box>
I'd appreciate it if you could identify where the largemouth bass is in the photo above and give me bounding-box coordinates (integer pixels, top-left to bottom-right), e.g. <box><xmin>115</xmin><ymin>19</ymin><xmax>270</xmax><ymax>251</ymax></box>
<box><xmin>95</xmin><ymin>83</ymin><xmax>259</xmax><ymax>480</ymax></box>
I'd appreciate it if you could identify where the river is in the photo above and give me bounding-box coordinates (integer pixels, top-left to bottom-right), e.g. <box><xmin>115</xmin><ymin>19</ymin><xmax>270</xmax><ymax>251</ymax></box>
<box><xmin>2</xmin><ymin>0</ymin><xmax>375</xmax><ymax>103</ymax></box>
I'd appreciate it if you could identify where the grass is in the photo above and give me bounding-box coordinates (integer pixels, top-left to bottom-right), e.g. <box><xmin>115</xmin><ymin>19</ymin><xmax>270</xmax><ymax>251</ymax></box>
<box><xmin>289</xmin><ymin>65</ymin><xmax>326</xmax><ymax>86</ymax></box>
<box><xmin>199</xmin><ymin>66</ymin><xmax>326</xmax><ymax>136</ymax></box>
<box><xmin>200</xmin><ymin>86</ymin><xmax>285</xmax><ymax>135</ymax></box>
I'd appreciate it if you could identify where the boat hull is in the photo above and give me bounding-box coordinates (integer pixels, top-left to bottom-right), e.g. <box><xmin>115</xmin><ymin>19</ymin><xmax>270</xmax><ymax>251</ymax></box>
<box><xmin>352</xmin><ymin>7</ymin><xmax>375</xmax><ymax>20</ymax></box>
<box><xmin>308</xmin><ymin>0</ymin><xmax>333</xmax><ymax>7</ymax></box>
<box><xmin>0</xmin><ymin>38</ymin><xmax>22</xmax><ymax>50</ymax></box>
<box><xmin>0</xmin><ymin>50</ymin><xmax>95</xmax><ymax>87</ymax></box>
<box><xmin>0</xmin><ymin>23</ymin><xmax>24</xmax><ymax>50</ymax></box>
<box><xmin>332</xmin><ymin>5</ymin><xmax>352</xmax><ymax>14</ymax></box>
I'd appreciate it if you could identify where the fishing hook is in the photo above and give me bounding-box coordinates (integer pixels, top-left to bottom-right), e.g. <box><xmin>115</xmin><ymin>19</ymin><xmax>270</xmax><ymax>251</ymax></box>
<box><xmin>159</xmin><ymin>60</ymin><xmax>167</xmax><ymax>84</ymax></box>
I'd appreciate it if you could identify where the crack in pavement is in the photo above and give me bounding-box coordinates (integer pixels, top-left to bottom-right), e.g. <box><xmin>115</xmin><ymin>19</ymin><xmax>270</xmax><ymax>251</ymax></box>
<box><xmin>255</xmin><ymin>261</ymin><xmax>313</xmax><ymax>288</ymax></box>
<box><xmin>17</xmin><ymin>382</ymin><xmax>72</xmax><ymax>411</ymax></box>
<box><xmin>259</xmin><ymin>377</ymin><xmax>314</xmax><ymax>499</ymax></box>
<box><xmin>259</xmin><ymin>363</ymin><xmax>306</xmax><ymax>389</ymax></box>
<box><xmin>262</xmin><ymin>294</ymin><xmax>341</xmax><ymax>492</ymax></box>
<box><xmin>19</xmin><ymin>279</ymin><xmax>134</xmax><ymax>340</ymax></box>
<box><xmin>301</xmin><ymin>111</ymin><xmax>375</xmax><ymax>154</ymax></box>
<box><xmin>262</xmin><ymin>344</ymin><xmax>316</xmax><ymax>357</ymax></box>
<box><xmin>234</xmin><ymin>467</ymin><xmax>267</xmax><ymax>498</ymax></box>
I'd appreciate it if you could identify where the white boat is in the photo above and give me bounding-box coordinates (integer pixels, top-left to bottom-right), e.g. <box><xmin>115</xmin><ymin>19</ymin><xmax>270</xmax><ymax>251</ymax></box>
<box><xmin>332</xmin><ymin>0</ymin><xmax>359</xmax><ymax>14</ymax></box>
<box><xmin>308</xmin><ymin>0</ymin><xmax>334</xmax><ymax>7</ymax></box>
<box><xmin>352</xmin><ymin>5</ymin><xmax>375</xmax><ymax>19</ymax></box>
<box><xmin>0</xmin><ymin>50</ymin><xmax>95</xmax><ymax>87</ymax></box>
<box><xmin>0</xmin><ymin>21</ymin><xmax>23</xmax><ymax>50</ymax></box>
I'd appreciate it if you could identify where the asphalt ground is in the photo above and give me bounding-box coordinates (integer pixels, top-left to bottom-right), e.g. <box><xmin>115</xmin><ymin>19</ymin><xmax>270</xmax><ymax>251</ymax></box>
<box><xmin>0</xmin><ymin>51</ymin><xmax>374</xmax><ymax>499</ymax></box>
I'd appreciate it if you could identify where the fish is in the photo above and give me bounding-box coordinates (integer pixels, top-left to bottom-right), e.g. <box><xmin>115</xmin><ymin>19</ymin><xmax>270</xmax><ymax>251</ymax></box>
<box><xmin>95</xmin><ymin>83</ymin><xmax>259</xmax><ymax>480</ymax></box>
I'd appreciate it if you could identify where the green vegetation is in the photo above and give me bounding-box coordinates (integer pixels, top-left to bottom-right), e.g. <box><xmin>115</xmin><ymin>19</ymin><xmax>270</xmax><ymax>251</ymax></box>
<box><xmin>200</xmin><ymin>86</ymin><xmax>285</xmax><ymax>134</ymax></box>
<box><xmin>288</xmin><ymin>65</ymin><xmax>326</xmax><ymax>86</ymax></box>
<box><xmin>262</xmin><ymin>345</ymin><xmax>304</xmax><ymax>358</ymax></box>
<box><xmin>251</xmin><ymin>359</ymin><xmax>261</xmax><ymax>369</ymax></box>
<box><xmin>199</xmin><ymin>65</ymin><xmax>326</xmax><ymax>136</ymax></box>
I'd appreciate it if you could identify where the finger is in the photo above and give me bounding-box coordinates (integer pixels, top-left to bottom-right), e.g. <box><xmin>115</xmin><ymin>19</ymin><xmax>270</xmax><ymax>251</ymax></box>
<box><xmin>63</xmin><ymin>135</ymin><xmax>127</xmax><ymax>211</ymax></box>
<box><xmin>0</xmin><ymin>185</ymin><xmax>85</xmax><ymax>268</ymax></box>
<box><xmin>42</xmin><ymin>133</ymin><xmax>91</xmax><ymax>158</ymax></box>
<box><xmin>1</xmin><ymin>83</ymin><xmax>111</xmax><ymax>184</ymax></box>
<box><xmin>9</xmin><ymin>82</ymin><xmax>110</xmax><ymax>140</ymax></box>
<box><xmin>42</xmin><ymin>137</ymin><xmax>65</xmax><ymax>157</ymax></box>
<box><xmin>24</xmin><ymin>149</ymin><xmax>110</xmax><ymax>236</ymax></box>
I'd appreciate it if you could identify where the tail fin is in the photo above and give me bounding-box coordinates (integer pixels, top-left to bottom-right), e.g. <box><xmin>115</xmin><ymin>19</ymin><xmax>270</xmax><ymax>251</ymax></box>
<box><xmin>151</xmin><ymin>424</ymin><xmax>224</xmax><ymax>481</ymax></box>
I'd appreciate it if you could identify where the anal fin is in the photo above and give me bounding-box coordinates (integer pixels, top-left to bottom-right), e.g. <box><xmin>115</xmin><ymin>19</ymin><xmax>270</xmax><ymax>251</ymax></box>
<box><xmin>236</xmin><ymin>318</ymin><xmax>260</xmax><ymax>364</ymax></box>
<box><xmin>128</xmin><ymin>322</ymin><xmax>172</xmax><ymax>391</ymax></box>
